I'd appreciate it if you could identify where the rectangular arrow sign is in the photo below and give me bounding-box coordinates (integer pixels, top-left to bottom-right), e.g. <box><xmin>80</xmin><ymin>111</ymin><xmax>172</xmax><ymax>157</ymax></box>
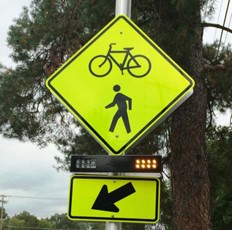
<box><xmin>68</xmin><ymin>175</ymin><xmax>160</xmax><ymax>223</ymax></box>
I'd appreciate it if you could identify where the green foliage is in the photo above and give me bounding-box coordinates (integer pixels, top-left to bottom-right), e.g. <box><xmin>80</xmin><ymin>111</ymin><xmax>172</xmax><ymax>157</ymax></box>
<box><xmin>0</xmin><ymin>65</ymin><xmax>45</xmax><ymax>142</ymax></box>
<box><xmin>4</xmin><ymin>211</ymin><xmax>40</xmax><ymax>230</ymax></box>
<box><xmin>132</xmin><ymin>0</ymin><xmax>201</xmax><ymax>69</ymax></box>
<box><xmin>16</xmin><ymin>211</ymin><xmax>38</xmax><ymax>224</ymax></box>
<box><xmin>5</xmin><ymin>217</ymin><xmax>26</xmax><ymax>229</ymax></box>
<box><xmin>3</xmin><ymin>211</ymin><xmax>105</xmax><ymax>230</ymax></box>
<box><xmin>7</xmin><ymin>0</ymin><xmax>115</xmax><ymax>67</ymax></box>
<box><xmin>207</xmin><ymin>126</ymin><xmax>232</xmax><ymax>229</ymax></box>
<box><xmin>203</xmin><ymin>43</ymin><xmax>232</xmax><ymax>114</ymax></box>
<box><xmin>0</xmin><ymin>207</ymin><xmax>8</xmax><ymax>219</ymax></box>
<box><xmin>54</xmin><ymin>126</ymin><xmax>105</xmax><ymax>171</ymax></box>
<box><xmin>201</xmin><ymin>0</ymin><xmax>216</xmax><ymax>20</ymax></box>
<box><xmin>8</xmin><ymin>0</ymin><xmax>82</xmax><ymax>64</ymax></box>
<box><xmin>49</xmin><ymin>213</ymin><xmax>83</xmax><ymax>229</ymax></box>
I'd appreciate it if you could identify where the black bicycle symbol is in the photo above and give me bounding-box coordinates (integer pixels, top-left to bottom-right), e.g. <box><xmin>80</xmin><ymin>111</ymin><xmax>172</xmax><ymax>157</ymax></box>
<box><xmin>89</xmin><ymin>43</ymin><xmax>151</xmax><ymax>78</ymax></box>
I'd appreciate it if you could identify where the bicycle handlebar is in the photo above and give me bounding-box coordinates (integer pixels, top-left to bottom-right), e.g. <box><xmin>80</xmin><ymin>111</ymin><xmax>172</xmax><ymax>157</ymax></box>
<box><xmin>109</xmin><ymin>43</ymin><xmax>116</xmax><ymax>47</ymax></box>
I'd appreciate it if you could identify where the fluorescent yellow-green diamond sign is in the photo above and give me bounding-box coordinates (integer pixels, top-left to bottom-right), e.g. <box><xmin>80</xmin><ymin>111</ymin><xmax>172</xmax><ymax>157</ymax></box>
<box><xmin>46</xmin><ymin>15</ymin><xmax>194</xmax><ymax>155</ymax></box>
<box><xmin>68</xmin><ymin>175</ymin><xmax>160</xmax><ymax>223</ymax></box>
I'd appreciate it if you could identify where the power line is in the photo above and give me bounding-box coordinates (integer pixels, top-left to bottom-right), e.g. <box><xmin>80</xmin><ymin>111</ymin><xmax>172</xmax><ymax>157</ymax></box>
<box><xmin>224</xmin><ymin>11</ymin><xmax>232</xmax><ymax>43</ymax></box>
<box><xmin>5</xmin><ymin>195</ymin><xmax>66</xmax><ymax>200</ymax></box>
<box><xmin>214</xmin><ymin>0</ymin><xmax>224</xmax><ymax>40</ymax></box>
<box><xmin>216</xmin><ymin>0</ymin><xmax>231</xmax><ymax>58</ymax></box>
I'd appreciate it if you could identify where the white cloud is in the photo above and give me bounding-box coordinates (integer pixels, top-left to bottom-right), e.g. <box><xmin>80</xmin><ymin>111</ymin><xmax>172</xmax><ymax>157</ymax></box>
<box><xmin>0</xmin><ymin>137</ymin><xmax>70</xmax><ymax>218</ymax></box>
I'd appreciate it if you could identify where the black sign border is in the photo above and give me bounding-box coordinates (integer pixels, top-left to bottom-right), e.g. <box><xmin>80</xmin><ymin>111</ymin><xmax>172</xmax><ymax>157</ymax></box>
<box><xmin>68</xmin><ymin>175</ymin><xmax>160</xmax><ymax>223</ymax></box>
<box><xmin>46</xmin><ymin>15</ymin><xmax>194</xmax><ymax>155</ymax></box>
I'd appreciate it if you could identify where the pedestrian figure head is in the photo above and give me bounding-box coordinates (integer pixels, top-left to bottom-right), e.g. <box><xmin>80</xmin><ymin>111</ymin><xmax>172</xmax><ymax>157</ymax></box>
<box><xmin>113</xmin><ymin>85</ymin><xmax>121</xmax><ymax>92</ymax></box>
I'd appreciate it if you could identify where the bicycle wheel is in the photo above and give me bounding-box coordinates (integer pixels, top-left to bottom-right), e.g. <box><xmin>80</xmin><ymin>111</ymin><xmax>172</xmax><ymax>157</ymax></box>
<box><xmin>89</xmin><ymin>55</ymin><xmax>112</xmax><ymax>77</ymax></box>
<box><xmin>127</xmin><ymin>55</ymin><xmax>151</xmax><ymax>78</ymax></box>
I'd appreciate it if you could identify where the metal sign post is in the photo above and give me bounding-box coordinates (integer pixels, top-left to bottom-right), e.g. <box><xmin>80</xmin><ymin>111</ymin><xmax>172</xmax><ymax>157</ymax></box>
<box><xmin>105</xmin><ymin>222</ymin><xmax>121</xmax><ymax>230</ymax></box>
<box><xmin>115</xmin><ymin>0</ymin><xmax>132</xmax><ymax>17</ymax></box>
<box><xmin>105</xmin><ymin>2</ymin><xmax>132</xmax><ymax>230</ymax></box>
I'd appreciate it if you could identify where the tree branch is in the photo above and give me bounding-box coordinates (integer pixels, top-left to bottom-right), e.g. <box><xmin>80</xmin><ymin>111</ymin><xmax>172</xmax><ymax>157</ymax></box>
<box><xmin>204</xmin><ymin>64</ymin><xmax>226</xmax><ymax>71</ymax></box>
<box><xmin>202</xmin><ymin>22</ymin><xmax>232</xmax><ymax>34</ymax></box>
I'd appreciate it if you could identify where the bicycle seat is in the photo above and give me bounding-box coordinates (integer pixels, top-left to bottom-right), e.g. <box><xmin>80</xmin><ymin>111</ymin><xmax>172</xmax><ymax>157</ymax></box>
<box><xmin>123</xmin><ymin>47</ymin><xmax>134</xmax><ymax>51</ymax></box>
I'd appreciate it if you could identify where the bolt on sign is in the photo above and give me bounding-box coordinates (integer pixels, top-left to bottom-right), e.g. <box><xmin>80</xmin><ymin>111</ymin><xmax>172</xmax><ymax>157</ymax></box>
<box><xmin>68</xmin><ymin>175</ymin><xmax>160</xmax><ymax>223</ymax></box>
<box><xmin>46</xmin><ymin>15</ymin><xmax>195</xmax><ymax>155</ymax></box>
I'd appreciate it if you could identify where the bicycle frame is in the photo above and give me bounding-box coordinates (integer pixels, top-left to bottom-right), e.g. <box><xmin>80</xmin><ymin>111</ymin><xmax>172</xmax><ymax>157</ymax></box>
<box><xmin>101</xmin><ymin>44</ymin><xmax>141</xmax><ymax>74</ymax></box>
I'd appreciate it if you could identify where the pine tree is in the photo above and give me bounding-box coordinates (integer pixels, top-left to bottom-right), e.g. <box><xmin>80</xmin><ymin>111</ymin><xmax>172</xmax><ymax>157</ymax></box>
<box><xmin>1</xmin><ymin>0</ymin><xmax>232</xmax><ymax>229</ymax></box>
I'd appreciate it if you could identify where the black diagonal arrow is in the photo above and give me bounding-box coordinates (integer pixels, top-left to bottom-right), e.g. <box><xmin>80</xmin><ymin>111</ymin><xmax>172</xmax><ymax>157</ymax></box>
<box><xmin>91</xmin><ymin>182</ymin><xmax>136</xmax><ymax>212</ymax></box>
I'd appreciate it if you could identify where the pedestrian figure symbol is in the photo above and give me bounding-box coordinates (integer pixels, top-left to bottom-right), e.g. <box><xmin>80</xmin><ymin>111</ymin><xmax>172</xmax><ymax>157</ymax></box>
<box><xmin>105</xmin><ymin>85</ymin><xmax>132</xmax><ymax>133</ymax></box>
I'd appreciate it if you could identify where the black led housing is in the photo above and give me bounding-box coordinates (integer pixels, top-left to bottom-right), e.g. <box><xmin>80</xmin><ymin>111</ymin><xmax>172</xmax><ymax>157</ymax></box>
<box><xmin>70</xmin><ymin>155</ymin><xmax>162</xmax><ymax>173</ymax></box>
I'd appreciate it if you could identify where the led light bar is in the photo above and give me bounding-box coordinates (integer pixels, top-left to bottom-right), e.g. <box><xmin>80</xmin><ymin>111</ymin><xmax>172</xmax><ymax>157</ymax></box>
<box><xmin>70</xmin><ymin>155</ymin><xmax>162</xmax><ymax>173</ymax></box>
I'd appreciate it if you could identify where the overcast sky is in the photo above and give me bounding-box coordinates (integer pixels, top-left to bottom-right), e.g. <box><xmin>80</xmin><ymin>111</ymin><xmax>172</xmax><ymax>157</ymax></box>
<box><xmin>0</xmin><ymin>0</ymin><xmax>69</xmax><ymax>218</ymax></box>
<box><xmin>0</xmin><ymin>0</ymin><xmax>231</xmax><ymax>219</ymax></box>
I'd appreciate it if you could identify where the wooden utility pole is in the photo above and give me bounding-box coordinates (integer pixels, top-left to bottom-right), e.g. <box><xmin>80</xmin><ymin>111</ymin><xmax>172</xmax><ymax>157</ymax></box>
<box><xmin>0</xmin><ymin>195</ymin><xmax>7</xmax><ymax>230</ymax></box>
